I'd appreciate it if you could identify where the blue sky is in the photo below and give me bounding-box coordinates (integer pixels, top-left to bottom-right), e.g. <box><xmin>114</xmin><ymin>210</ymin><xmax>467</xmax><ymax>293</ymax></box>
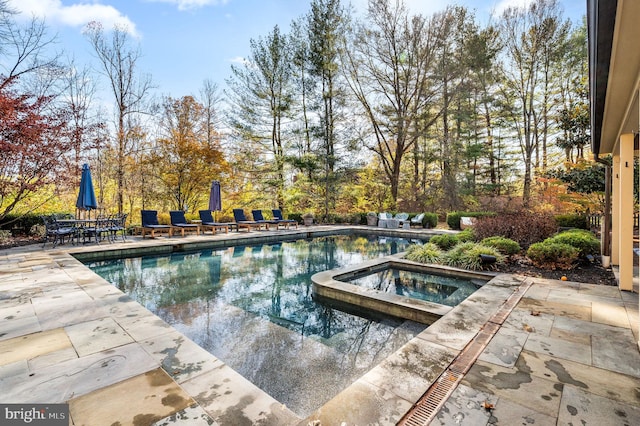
<box><xmin>8</xmin><ymin>0</ymin><xmax>587</xmax><ymax>100</ymax></box>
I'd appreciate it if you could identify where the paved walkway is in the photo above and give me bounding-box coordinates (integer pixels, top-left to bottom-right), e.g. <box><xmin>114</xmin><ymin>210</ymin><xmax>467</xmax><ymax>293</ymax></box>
<box><xmin>0</xmin><ymin>227</ymin><xmax>638</xmax><ymax>425</ymax></box>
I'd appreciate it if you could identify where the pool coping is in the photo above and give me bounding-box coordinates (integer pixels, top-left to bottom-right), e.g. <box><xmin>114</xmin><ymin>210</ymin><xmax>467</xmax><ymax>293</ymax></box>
<box><xmin>311</xmin><ymin>256</ymin><xmax>496</xmax><ymax>325</ymax></box>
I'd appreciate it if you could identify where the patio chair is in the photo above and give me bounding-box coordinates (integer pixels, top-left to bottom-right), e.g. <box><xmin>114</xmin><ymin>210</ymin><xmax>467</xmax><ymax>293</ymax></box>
<box><xmin>232</xmin><ymin>209</ymin><xmax>265</xmax><ymax>232</ymax></box>
<box><xmin>378</xmin><ymin>212</ymin><xmax>392</xmax><ymax>228</ymax></box>
<box><xmin>169</xmin><ymin>211</ymin><xmax>201</xmax><ymax>236</ymax></box>
<box><xmin>394</xmin><ymin>213</ymin><xmax>410</xmax><ymax>229</ymax></box>
<box><xmin>271</xmin><ymin>209</ymin><xmax>298</xmax><ymax>229</ymax></box>
<box><xmin>83</xmin><ymin>215</ymin><xmax>113</xmax><ymax>244</ymax></box>
<box><xmin>141</xmin><ymin>210</ymin><xmax>172</xmax><ymax>238</ymax></box>
<box><xmin>251</xmin><ymin>210</ymin><xmax>279</xmax><ymax>230</ymax></box>
<box><xmin>410</xmin><ymin>213</ymin><xmax>425</xmax><ymax>228</ymax></box>
<box><xmin>198</xmin><ymin>210</ymin><xmax>230</xmax><ymax>234</ymax></box>
<box><xmin>41</xmin><ymin>215</ymin><xmax>77</xmax><ymax>248</ymax></box>
<box><xmin>107</xmin><ymin>213</ymin><xmax>128</xmax><ymax>242</ymax></box>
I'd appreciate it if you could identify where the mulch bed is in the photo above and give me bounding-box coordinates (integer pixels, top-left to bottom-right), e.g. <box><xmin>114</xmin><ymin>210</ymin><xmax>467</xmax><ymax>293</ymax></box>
<box><xmin>494</xmin><ymin>255</ymin><xmax>617</xmax><ymax>286</ymax></box>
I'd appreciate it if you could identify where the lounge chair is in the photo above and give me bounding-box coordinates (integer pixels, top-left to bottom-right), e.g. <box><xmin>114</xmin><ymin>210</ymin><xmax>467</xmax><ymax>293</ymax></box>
<box><xmin>251</xmin><ymin>210</ymin><xmax>279</xmax><ymax>230</ymax></box>
<box><xmin>141</xmin><ymin>210</ymin><xmax>172</xmax><ymax>238</ymax></box>
<box><xmin>233</xmin><ymin>209</ymin><xmax>265</xmax><ymax>232</ymax></box>
<box><xmin>410</xmin><ymin>213</ymin><xmax>425</xmax><ymax>228</ymax></box>
<box><xmin>198</xmin><ymin>210</ymin><xmax>230</xmax><ymax>234</ymax></box>
<box><xmin>271</xmin><ymin>209</ymin><xmax>298</xmax><ymax>229</ymax></box>
<box><xmin>169</xmin><ymin>211</ymin><xmax>201</xmax><ymax>236</ymax></box>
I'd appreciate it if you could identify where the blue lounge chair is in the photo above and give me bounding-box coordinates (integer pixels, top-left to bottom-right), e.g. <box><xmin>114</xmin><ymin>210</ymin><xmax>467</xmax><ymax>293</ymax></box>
<box><xmin>251</xmin><ymin>210</ymin><xmax>278</xmax><ymax>230</ymax></box>
<box><xmin>232</xmin><ymin>209</ymin><xmax>265</xmax><ymax>232</ymax></box>
<box><xmin>198</xmin><ymin>210</ymin><xmax>230</xmax><ymax>234</ymax></box>
<box><xmin>141</xmin><ymin>210</ymin><xmax>172</xmax><ymax>238</ymax></box>
<box><xmin>271</xmin><ymin>209</ymin><xmax>298</xmax><ymax>229</ymax></box>
<box><xmin>169</xmin><ymin>211</ymin><xmax>200</xmax><ymax>236</ymax></box>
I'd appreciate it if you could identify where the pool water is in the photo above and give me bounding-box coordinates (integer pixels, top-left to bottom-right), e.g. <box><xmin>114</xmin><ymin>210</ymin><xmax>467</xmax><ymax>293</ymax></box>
<box><xmin>86</xmin><ymin>235</ymin><xmax>426</xmax><ymax>417</ymax></box>
<box><xmin>346</xmin><ymin>267</ymin><xmax>484</xmax><ymax>306</ymax></box>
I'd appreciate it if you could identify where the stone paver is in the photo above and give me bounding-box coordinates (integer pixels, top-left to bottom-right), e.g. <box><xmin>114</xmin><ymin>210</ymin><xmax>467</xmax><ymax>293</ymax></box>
<box><xmin>139</xmin><ymin>329</ymin><xmax>225</xmax><ymax>384</ymax></box>
<box><xmin>65</xmin><ymin>317</ymin><xmax>134</xmax><ymax>356</ymax></box>
<box><xmin>433</xmin><ymin>384</ymin><xmax>496</xmax><ymax>425</ymax></box>
<box><xmin>557</xmin><ymin>385</ymin><xmax>640</xmax><ymax>426</ymax></box>
<box><xmin>462</xmin><ymin>359</ymin><xmax>563</xmax><ymax>416</ymax></box>
<box><xmin>0</xmin><ymin>328</ymin><xmax>72</xmax><ymax>366</ymax></box>
<box><xmin>478</xmin><ymin>326</ymin><xmax>529</xmax><ymax>368</ymax></box>
<box><xmin>69</xmin><ymin>368</ymin><xmax>194</xmax><ymax>426</ymax></box>
<box><xmin>0</xmin><ymin>342</ymin><xmax>158</xmax><ymax>403</ymax></box>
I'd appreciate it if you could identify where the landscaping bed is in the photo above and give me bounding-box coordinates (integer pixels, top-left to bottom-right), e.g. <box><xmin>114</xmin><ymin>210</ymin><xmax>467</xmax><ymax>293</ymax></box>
<box><xmin>494</xmin><ymin>254</ymin><xmax>617</xmax><ymax>286</ymax></box>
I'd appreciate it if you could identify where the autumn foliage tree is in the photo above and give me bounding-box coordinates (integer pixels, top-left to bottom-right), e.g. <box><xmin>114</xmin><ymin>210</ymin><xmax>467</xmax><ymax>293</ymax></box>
<box><xmin>0</xmin><ymin>79</ymin><xmax>72</xmax><ymax>220</ymax></box>
<box><xmin>149</xmin><ymin>96</ymin><xmax>227</xmax><ymax>212</ymax></box>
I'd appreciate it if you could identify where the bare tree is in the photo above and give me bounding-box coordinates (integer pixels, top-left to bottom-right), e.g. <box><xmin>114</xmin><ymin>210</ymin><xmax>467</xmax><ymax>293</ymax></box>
<box><xmin>84</xmin><ymin>22</ymin><xmax>154</xmax><ymax>214</ymax></box>
<box><xmin>0</xmin><ymin>3</ymin><xmax>61</xmax><ymax>91</ymax></box>
<box><xmin>198</xmin><ymin>78</ymin><xmax>223</xmax><ymax>148</ymax></box>
<box><xmin>499</xmin><ymin>0</ymin><xmax>567</xmax><ymax>207</ymax></box>
<box><xmin>62</xmin><ymin>57</ymin><xmax>101</xmax><ymax>182</ymax></box>
<box><xmin>343</xmin><ymin>0</ymin><xmax>440</xmax><ymax>209</ymax></box>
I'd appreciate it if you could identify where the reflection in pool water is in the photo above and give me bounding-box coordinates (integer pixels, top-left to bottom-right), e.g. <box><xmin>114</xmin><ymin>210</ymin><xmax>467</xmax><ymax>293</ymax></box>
<box><xmin>346</xmin><ymin>267</ymin><xmax>484</xmax><ymax>306</ymax></box>
<box><xmin>86</xmin><ymin>235</ymin><xmax>427</xmax><ymax>417</ymax></box>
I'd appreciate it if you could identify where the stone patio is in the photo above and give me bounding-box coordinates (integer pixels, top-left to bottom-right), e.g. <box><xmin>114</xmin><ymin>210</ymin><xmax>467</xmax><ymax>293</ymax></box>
<box><xmin>0</xmin><ymin>226</ymin><xmax>638</xmax><ymax>425</ymax></box>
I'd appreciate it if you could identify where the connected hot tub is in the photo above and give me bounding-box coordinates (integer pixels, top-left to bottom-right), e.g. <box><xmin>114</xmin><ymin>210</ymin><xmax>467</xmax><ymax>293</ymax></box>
<box><xmin>311</xmin><ymin>257</ymin><xmax>495</xmax><ymax>324</ymax></box>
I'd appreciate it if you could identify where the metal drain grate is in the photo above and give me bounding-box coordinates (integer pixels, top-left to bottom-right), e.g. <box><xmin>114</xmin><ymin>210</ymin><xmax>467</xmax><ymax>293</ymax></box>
<box><xmin>489</xmin><ymin>278</ymin><xmax>533</xmax><ymax>325</ymax></box>
<box><xmin>397</xmin><ymin>278</ymin><xmax>533</xmax><ymax>426</ymax></box>
<box><xmin>399</xmin><ymin>370</ymin><xmax>461</xmax><ymax>426</ymax></box>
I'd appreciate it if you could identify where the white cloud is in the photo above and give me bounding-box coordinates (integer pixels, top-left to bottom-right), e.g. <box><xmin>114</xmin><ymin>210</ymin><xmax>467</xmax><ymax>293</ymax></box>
<box><xmin>7</xmin><ymin>0</ymin><xmax>138</xmax><ymax>35</ymax></box>
<box><xmin>493</xmin><ymin>0</ymin><xmax>535</xmax><ymax>16</ymax></box>
<box><xmin>228</xmin><ymin>56</ymin><xmax>249</xmax><ymax>66</ymax></box>
<box><xmin>144</xmin><ymin>0</ymin><xmax>228</xmax><ymax>12</ymax></box>
<box><xmin>348</xmin><ymin>0</ymin><xmax>452</xmax><ymax>18</ymax></box>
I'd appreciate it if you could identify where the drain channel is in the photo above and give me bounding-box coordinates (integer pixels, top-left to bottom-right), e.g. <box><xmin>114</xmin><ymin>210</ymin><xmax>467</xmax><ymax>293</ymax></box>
<box><xmin>398</xmin><ymin>278</ymin><xmax>533</xmax><ymax>425</ymax></box>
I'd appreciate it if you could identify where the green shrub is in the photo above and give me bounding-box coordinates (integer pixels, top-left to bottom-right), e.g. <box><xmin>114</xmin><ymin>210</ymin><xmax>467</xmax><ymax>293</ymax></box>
<box><xmin>429</xmin><ymin>234</ymin><xmax>459</xmax><ymax>250</ymax></box>
<box><xmin>423</xmin><ymin>212</ymin><xmax>438</xmax><ymax>228</ymax></box>
<box><xmin>289</xmin><ymin>213</ymin><xmax>303</xmax><ymax>223</ymax></box>
<box><xmin>408</xmin><ymin>213</ymin><xmax>439</xmax><ymax>228</ymax></box>
<box><xmin>405</xmin><ymin>243</ymin><xmax>443</xmax><ymax>264</ymax></box>
<box><xmin>443</xmin><ymin>242</ymin><xmax>504</xmax><ymax>270</ymax></box>
<box><xmin>446</xmin><ymin>211</ymin><xmax>494</xmax><ymax>230</ymax></box>
<box><xmin>359</xmin><ymin>213</ymin><xmax>369</xmax><ymax>225</ymax></box>
<box><xmin>527</xmin><ymin>241</ymin><xmax>579</xmax><ymax>269</ymax></box>
<box><xmin>480</xmin><ymin>236</ymin><xmax>521</xmax><ymax>255</ymax></box>
<box><xmin>555</xmin><ymin>214</ymin><xmax>588</xmax><ymax>230</ymax></box>
<box><xmin>457</xmin><ymin>228</ymin><xmax>476</xmax><ymax>242</ymax></box>
<box><xmin>547</xmin><ymin>229</ymin><xmax>600</xmax><ymax>257</ymax></box>
<box><xmin>473</xmin><ymin>211</ymin><xmax>557</xmax><ymax>248</ymax></box>
<box><xmin>0</xmin><ymin>213</ymin><xmax>48</xmax><ymax>235</ymax></box>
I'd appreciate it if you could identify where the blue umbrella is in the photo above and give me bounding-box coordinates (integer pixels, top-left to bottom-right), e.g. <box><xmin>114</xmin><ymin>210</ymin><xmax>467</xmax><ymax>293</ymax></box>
<box><xmin>76</xmin><ymin>163</ymin><xmax>97</xmax><ymax>214</ymax></box>
<box><xmin>208</xmin><ymin>180</ymin><xmax>221</xmax><ymax>212</ymax></box>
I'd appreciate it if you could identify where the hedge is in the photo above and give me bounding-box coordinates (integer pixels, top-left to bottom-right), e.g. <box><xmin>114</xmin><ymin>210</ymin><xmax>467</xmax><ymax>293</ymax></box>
<box><xmin>446</xmin><ymin>211</ymin><xmax>494</xmax><ymax>230</ymax></box>
<box><xmin>554</xmin><ymin>214</ymin><xmax>588</xmax><ymax>230</ymax></box>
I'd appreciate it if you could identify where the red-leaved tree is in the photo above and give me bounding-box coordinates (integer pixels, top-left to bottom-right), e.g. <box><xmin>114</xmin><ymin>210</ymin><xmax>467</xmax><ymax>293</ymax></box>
<box><xmin>0</xmin><ymin>78</ymin><xmax>72</xmax><ymax>221</ymax></box>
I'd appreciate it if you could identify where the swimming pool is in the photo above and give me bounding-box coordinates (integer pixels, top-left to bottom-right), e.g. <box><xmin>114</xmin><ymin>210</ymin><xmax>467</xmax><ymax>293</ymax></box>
<box><xmin>85</xmin><ymin>234</ymin><xmax>427</xmax><ymax>417</ymax></box>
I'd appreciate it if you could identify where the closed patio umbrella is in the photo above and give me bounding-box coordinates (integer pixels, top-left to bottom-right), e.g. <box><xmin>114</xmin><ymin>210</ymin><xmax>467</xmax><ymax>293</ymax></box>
<box><xmin>208</xmin><ymin>180</ymin><xmax>221</xmax><ymax>220</ymax></box>
<box><xmin>76</xmin><ymin>163</ymin><xmax>97</xmax><ymax>217</ymax></box>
